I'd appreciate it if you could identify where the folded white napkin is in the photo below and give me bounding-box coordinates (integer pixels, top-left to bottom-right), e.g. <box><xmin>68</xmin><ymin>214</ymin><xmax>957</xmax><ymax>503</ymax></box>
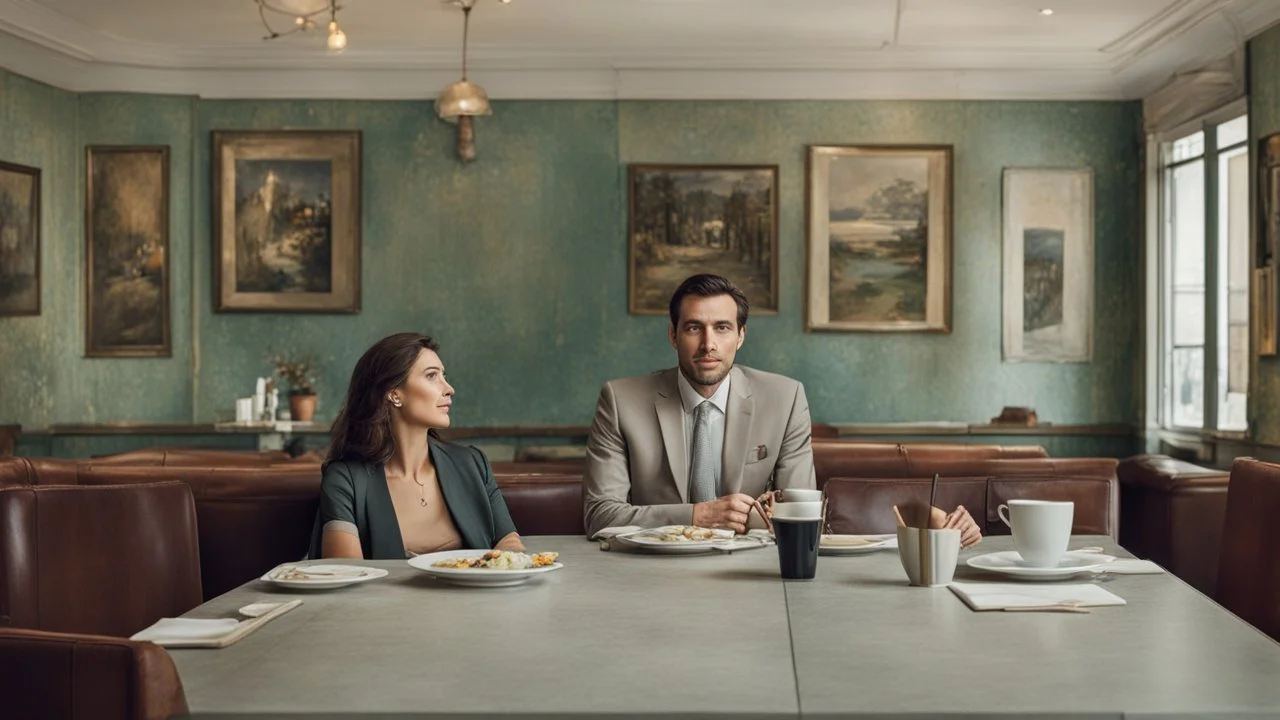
<box><xmin>132</xmin><ymin>618</ymin><xmax>240</xmax><ymax>643</ymax></box>
<box><xmin>948</xmin><ymin>581</ymin><xmax>1126</xmax><ymax>611</ymax></box>
<box><xmin>1098</xmin><ymin>559</ymin><xmax>1164</xmax><ymax>575</ymax></box>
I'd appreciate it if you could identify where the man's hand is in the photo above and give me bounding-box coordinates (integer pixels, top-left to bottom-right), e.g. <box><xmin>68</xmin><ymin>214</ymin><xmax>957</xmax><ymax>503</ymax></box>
<box><xmin>692</xmin><ymin>493</ymin><xmax>757</xmax><ymax>534</ymax></box>
<box><xmin>941</xmin><ymin>505</ymin><xmax>982</xmax><ymax>548</ymax></box>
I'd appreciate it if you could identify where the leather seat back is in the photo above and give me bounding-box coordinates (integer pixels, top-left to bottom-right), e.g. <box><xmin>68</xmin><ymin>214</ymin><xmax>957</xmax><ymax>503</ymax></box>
<box><xmin>0</xmin><ymin>627</ymin><xmax>189</xmax><ymax>720</ymax></box>
<box><xmin>0</xmin><ymin>482</ymin><xmax>203</xmax><ymax>637</ymax></box>
<box><xmin>498</xmin><ymin>476</ymin><xmax>585</xmax><ymax>536</ymax></box>
<box><xmin>1216</xmin><ymin>458</ymin><xmax>1280</xmax><ymax>641</ymax></box>
<box><xmin>823</xmin><ymin>477</ymin><xmax>988</xmax><ymax>535</ymax></box>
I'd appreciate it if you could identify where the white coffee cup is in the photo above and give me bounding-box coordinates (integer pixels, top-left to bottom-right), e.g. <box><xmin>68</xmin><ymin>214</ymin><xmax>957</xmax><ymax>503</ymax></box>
<box><xmin>997</xmin><ymin>499</ymin><xmax>1074</xmax><ymax>567</ymax></box>
<box><xmin>780</xmin><ymin>488</ymin><xmax>823</xmax><ymax>503</ymax></box>
<box><xmin>896</xmin><ymin>527</ymin><xmax>961</xmax><ymax>587</ymax></box>
<box><xmin>772</xmin><ymin>501</ymin><xmax>823</xmax><ymax>521</ymax></box>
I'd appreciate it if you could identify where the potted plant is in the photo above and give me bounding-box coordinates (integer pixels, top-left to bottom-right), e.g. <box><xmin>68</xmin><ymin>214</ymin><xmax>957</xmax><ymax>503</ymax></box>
<box><xmin>268</xmin><ymin>352</ymin><xmax>318</xmax><ymax>422</ymax></box>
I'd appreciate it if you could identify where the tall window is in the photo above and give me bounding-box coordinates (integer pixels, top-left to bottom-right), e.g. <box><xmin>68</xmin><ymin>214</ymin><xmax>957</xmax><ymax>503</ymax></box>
<box><xmin>1160</xmin><ymin>113</ymin><xmax>1250</xmax><ymax>433</ymax></box>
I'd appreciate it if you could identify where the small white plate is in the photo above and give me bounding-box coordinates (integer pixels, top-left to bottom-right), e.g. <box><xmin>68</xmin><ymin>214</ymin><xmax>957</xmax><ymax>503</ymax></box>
<box><xmin>260</xmin><ymin>564</ymin><xmax>389</xmax><ymax>589</ymax></box>
<box><xmin>407</xmin><ymin>550</ymin><xmax>563</xmax><ymax>588</ymax></box>
<box><xmin>966</xmin><ymin>550</ymin><xmax>1115</xmax><ymax>580</ymax></box>
<box><xmin>819</xmin><ymin>534</ymin><xmax>894</xmax><ymax>556</ymax></box>
<box><xmin>615</xmin><ymin>526</ymin><xmax>741</xmax><ymax>554</ymax></box>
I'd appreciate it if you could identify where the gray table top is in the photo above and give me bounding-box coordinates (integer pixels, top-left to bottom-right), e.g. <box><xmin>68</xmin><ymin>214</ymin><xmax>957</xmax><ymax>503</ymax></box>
<box><xmin>170</xmin><ymin>535</ymin><xmax>1280</xmax><ymax>718</ymax></box>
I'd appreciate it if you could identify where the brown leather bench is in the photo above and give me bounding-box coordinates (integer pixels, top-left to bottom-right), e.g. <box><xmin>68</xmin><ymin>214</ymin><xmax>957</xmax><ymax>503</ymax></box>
<box><xmin>824</xmin><ymin>474</ymin><xmax>1118</xmax><ymax>538</ymax></box>
<box><xmin>0</xmin><ymin>483</ymin><xmax>203</xmax><ymax>637</ymax></box>
<box><xmin>90</xmin><ymin>447</ymin><xmax>294</xmax><ymax>466</ymax></box>
<box><xmin>812</xmin><ymin>441</ymin><xmax>1050</xmax><ymax>490</ymax></box>
<box><xmin>1117</xmin><ymin>454</ymin><xmax>1229</xmax><ymax>596</ymax></box>
<box><xmin>0</xmin><ymin>627</ymin><xmax>189</xmax><ymax>720</ymax></box>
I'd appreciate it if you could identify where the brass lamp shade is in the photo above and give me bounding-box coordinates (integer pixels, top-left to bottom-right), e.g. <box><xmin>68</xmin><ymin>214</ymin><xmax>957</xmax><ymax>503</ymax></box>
<box><xmin>435</xmin><ymin>80</ymin><xmax>492</xmax><ymax>124</ymax></box>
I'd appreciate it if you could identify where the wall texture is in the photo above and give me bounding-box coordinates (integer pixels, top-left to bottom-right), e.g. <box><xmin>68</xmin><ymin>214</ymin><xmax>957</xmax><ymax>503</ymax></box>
<box><xmin>0</xmin><ymin>67</ymin><xmax>1144</xmax><ymax>431</ymax></box>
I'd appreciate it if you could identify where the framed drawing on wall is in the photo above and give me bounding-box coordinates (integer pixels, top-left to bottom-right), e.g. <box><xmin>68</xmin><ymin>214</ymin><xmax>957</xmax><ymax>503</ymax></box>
<box><xmin>628</xmin><ymin>164</ymin><xmax>778</xmax><ymax>315</ymax></box>
<box><xmin>1256</xmin><ymin>266</ymin><xmax>1277</xmax><ymax>357</ymax></box>
<box><xmin>1001</xmin><ymin>167</ymin><xmax>1094</xmax><ymax>363</ymax></box>
<box><xmin>212</xmin><ymin>130</ymin><xmax>361</xmax><ymax>313</ymax></box>
<box><xmin>0</xmin><ymin>159</ymin><xmax>40</xmax><ymax>316</ymax></box>
<box><xmin>805</xmin><ymin>145</ymin><xmax>952</xmax><ymax>332</ymax></box>
<box><xmin>85</xmin><ymin>146</ymin><xmax>171</xmax><ymax>357</ymax></box>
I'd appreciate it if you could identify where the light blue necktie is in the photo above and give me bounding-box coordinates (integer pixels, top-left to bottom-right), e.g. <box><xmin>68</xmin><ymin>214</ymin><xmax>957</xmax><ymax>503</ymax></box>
<box><xmin>688</xmin><ymin>400</ymin><xmax>717</xmax><ymax>503</ymax></box>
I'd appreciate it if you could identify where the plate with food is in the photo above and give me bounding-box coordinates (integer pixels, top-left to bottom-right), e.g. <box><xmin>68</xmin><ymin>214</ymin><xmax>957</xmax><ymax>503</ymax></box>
<box><xmin>616</xmin><ymin>525</ymin><xmax>744</xmax><ymax>553</ymax></box>
<box><xmin>819</xmin><ymin>534</ymin><xmax>895</xmax><ymax>556</ymax></box>
<box><xmin>260</xmin><ymin>564</ymin><xmax>389</xmax><ymax>590</ymax></box>
<box><xmin>407</xmin><ymin>549</ymin><xmax>563</xmax><ymax>587</ymax></box>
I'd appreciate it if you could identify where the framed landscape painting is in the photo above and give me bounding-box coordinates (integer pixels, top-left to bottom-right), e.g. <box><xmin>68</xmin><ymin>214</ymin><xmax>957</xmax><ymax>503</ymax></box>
<box><xmin>85</xmin><ymin>146</ymin><xmax>171</xmax><ymax>357</ymax></box>
<box><xmin>628</xmin><ymin>164</ymin><xmax>778</xmax><ymax>315</ymax></box>
<box><xmin>212</xmin><ymin>130</ymin><xmax>361</xmax><ymax>313</ymax></box>
<box><xmin>1001</xmin><ymin>167</ymin><xmax>1094</xmax><ymax>363</ymax></box>
<box><xmin>0</xmin><ymin>159</ymin><xmax>40</xmax><ymax>316</ymax></box>
<box><xmin>806</xmin><ymin>145</ymin><xmax>952</xmax><ymax>332</ymax></box>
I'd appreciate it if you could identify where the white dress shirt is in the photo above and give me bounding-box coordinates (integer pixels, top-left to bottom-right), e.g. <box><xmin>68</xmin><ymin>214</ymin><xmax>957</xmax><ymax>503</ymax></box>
<box><xmin>677</xmin><ymin>370</ymin><xmax>731</xmax><ymax>499</ymax></box>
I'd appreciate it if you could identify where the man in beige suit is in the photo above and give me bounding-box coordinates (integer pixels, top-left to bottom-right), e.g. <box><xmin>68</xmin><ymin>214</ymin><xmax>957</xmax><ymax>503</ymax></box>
<box><xmin>583</xmin><ymin>274</ymin><xmax>817</xmax><ymax>537</ymax></box>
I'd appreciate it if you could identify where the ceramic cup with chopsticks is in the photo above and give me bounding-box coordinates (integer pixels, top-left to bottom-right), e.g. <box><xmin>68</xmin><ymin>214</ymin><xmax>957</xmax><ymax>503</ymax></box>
<box><xmin>896</xmin><ymin>526</ymin><xmax>961</xmax><ymax>587</ymax></box>
<box><xmin>997</xmin><ymin>499</ymin><xmax>1074</xmax><ymax>567</ymax></box>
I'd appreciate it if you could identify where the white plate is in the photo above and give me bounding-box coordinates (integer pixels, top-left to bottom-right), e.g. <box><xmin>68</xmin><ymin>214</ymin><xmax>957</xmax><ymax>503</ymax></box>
<box><xmin>819</xmin><ymin>534</ymin><xmax>894</xmax><ymax>556</ymax></box>
<box><xmin>260</xmin><ymin>564</ymin><xmax>389</xmax><ymax>589</ymax></box>
<box><xmin>407</xmin><ymin>550</ymin><xmax>563</xmax><ymax>587</ymax></box>
<box><xmin>966</xmin><ymin>550</ymin><xmax>1115</xmax><ymax>580</ymax></box>
<box><xmin>616</xmin><ymin>526</ymin><xmax>741</xmax><ymax>554</ymax></box>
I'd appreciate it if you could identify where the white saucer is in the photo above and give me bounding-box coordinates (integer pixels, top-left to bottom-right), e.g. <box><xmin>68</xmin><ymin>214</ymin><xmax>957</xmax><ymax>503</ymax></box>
<box><xmin>260</xmin><ymin>564</ymin><xmax>389</xmax><ymax>590</ymax></box>
<box><xmin>819</xmin><ymin>534</ymin><xmax>894</xmax><ymax>556</ymax></box>
<box><xmin>966</xmin><ymin>550</ymin><xmax>1115</xmax><ymax>580</ymax></box>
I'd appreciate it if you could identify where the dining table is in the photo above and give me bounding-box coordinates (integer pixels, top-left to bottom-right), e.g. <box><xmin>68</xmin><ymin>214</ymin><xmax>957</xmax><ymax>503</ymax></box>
<box><xmin>168</xmin><ymin>535</ymin><xmax>1280</xmax><ymax>718</ymax></box>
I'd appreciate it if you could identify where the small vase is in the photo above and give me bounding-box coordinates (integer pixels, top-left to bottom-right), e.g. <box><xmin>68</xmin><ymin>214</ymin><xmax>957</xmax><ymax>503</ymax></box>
<box><xmin>289</xmin><ymin>393</ymin><xmax>317</xmax><ymax>423</ymax></box>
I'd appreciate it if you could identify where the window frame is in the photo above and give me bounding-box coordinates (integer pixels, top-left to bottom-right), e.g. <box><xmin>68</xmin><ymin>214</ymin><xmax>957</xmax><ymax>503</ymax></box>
<box><xmin>1151</xmin><ymin>99</ymin><xmax>1251</xmax><ymax>440</ymax></box>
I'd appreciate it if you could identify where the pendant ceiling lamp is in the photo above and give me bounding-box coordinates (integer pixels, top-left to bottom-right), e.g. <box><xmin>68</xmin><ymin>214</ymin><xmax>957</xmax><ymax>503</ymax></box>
<box><xmin>436</xmin><ymin>0</ymin><xmax>509</xmax><ymax>162</ymax></box>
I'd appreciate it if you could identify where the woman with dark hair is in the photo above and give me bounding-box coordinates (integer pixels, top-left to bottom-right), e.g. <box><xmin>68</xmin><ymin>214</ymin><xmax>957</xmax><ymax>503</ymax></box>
<box><xmin>307</xmin><ymin>332</ymin><xmax>524</xmax><ymax>559</ymax></box>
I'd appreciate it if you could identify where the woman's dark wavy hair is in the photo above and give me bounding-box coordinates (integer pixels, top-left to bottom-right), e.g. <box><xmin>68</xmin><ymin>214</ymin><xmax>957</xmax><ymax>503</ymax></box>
<box><xmin>325</xmin><ymin>332</ymin><xmax>441</xmax><ymax>467</ymax></box>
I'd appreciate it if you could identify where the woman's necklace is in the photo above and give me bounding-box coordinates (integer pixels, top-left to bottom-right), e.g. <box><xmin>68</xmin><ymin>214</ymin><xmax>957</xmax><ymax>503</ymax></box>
<box><xmin>388</xmin><ymin>469</ymin><xmax>429</xmax><ymax>507</ymax></box>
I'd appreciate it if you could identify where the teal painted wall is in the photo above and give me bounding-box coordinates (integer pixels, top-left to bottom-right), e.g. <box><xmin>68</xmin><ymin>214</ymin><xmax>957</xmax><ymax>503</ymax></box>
<box><xmin>1251</xmin><ymin>26</ymin><xmax>1280</xmax><ymax>444</ymax></box>
<box><xmin>0</xmin><ymin>71</ymin><xmax>77</xmax><ymax>427</ymax></box>
<box><xmin>0</xmin><ymin>67</ymin><xmax>1143</xmax><ymax>432</ymax></box>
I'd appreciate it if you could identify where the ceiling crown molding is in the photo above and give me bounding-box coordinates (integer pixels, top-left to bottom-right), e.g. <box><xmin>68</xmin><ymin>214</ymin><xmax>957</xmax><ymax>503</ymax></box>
<box><xmin>1</xmin><ymin>0</ymin><xmax>1279</xmax><ymax>101</ymax></box>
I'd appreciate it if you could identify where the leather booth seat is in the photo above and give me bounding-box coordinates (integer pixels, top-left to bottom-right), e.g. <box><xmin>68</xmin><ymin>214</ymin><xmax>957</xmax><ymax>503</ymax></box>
<box><xmin>0</xmin><ymin>482</ymin><xmax>203</xmax><ymax>637</ymax></box>
<box><xmin>0</xmin><ymin>627</ymin><xmax>189</xmax><ymax>720</ymax></box>
<box><xmin>1116</xmin><ymin>454</ymin><xmax>1230</xmax><ymax>596</ymax></box>
<box><xmin>825</xmin><ymin>474</ymin><xmax>1117</xmax><ymax>538</ymax></box>
<box><xmin>90</xmin><ymin>447</ymin><xmax>294</xmax><ymax>466</ymax></box>
<box><xmin>812</xmin><ymin>441</ymin><xmax>1050</xmax><ymax>490</ymax></box>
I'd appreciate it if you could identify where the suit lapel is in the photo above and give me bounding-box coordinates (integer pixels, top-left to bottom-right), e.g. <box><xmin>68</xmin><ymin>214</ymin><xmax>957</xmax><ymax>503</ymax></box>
<box><xmin>721</xmin><ymin>367</ymin><xmax>754</xmax><ymax>495</ymax></box>
<box><xmin>654</xmin><ymin>369</ymin><xmax>689</xmax><ymax>503</ymax></box>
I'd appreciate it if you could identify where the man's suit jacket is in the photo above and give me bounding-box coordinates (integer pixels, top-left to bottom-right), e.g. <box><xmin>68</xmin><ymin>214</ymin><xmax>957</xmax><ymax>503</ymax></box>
<box><xmin>582</xmin><ymin>365</ymin><xmax>817</xmax><ymax>537</ymax></box>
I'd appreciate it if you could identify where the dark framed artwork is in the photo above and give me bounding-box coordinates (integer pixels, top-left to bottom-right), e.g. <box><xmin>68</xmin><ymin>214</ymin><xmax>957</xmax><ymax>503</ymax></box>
<box><xmin>0</xmin><ymin>159</ymin><xmax>40</xmax><ymax>316</ymax></box>
<box><xmin>806</xmin><ymin>145</ymin><xmax>952</xmax><ymax>332</ymax></box>
<box><xmin>627</xmin><ymin>164</ymin><xmax>778</xmax><ymax>315</ymax></box>
<box><xmin>85</xmin><ymin>146</ymin><xmax>171</xmax><ymax>357</ymax></box>
<box><xmin>1259</xmin><ymin>133</ymin><xmax>1280</xmax><ymax>269</ymax></box>
<box><xmin>212</xmin><ymin>130</ymin><xmax>361</xmax><ymax>313</ymax></box>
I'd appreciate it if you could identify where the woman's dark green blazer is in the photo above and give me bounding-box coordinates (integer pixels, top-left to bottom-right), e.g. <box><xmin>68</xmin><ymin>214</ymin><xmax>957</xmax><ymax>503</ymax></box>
<box><xmin>307</xmin><ymin>441</ymin><xmax>518</xmax><ymax>559</ymax></box>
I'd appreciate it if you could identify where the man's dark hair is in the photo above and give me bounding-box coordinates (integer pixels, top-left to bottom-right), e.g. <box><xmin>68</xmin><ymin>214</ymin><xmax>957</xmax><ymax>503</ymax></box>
<box><xmin>667</xmin><ymin>273</ymin><xmax>750</xmax><ymax>329</ymax></box>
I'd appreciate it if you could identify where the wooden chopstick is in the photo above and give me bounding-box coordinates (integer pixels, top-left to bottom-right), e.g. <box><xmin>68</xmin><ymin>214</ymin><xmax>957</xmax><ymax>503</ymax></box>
<box><xmin>750</xmin><ymin>498</ymin><xmax>773</xmax><ymax>534</ymax></box>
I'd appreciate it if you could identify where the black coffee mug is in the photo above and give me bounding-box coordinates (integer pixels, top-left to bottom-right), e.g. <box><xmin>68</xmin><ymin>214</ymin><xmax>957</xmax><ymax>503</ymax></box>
<box><xmin>775</xmin><ymin>517</ymin><xmax>821</xmax><ymax>580</ymax></box>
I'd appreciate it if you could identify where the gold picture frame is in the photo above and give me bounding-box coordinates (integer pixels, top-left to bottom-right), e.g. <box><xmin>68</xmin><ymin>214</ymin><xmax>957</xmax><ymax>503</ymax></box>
<box><xmin>805</xmin><ymin>145</ymin><xmax>952</xmax><ymax>332</ymax></box>
<box><xmin>85</xmin><ymin>146</ymin><xmax>171</xmax><ymax>358</ymax></box>
<box><xmin>212</xmin><ymin>130</ymin><xmax>361</xmax><ymax>313</ymax></box>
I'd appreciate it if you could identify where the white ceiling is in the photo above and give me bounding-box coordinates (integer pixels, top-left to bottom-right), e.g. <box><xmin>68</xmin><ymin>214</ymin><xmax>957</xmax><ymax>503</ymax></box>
<box><xmin>0</xmin><ymin>0</ymin><xmax>1277</xmax><ymax>100</ymax></box>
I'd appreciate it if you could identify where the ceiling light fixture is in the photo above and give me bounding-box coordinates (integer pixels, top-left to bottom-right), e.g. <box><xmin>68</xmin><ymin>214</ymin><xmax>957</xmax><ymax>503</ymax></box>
<box><xmin>436</xmin><ymin>0</ymin><xmax>508</xmax><ymax>162</ymax></box>
<box><xmin>256</xmin><ymin>0</ymin><xmax>348</xmax><ymax>52</ymax></box>
<box><xmin>1039</xmin><ymin>8</ymin><xmax>1054</xmax><ymax>16</ymax></box>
